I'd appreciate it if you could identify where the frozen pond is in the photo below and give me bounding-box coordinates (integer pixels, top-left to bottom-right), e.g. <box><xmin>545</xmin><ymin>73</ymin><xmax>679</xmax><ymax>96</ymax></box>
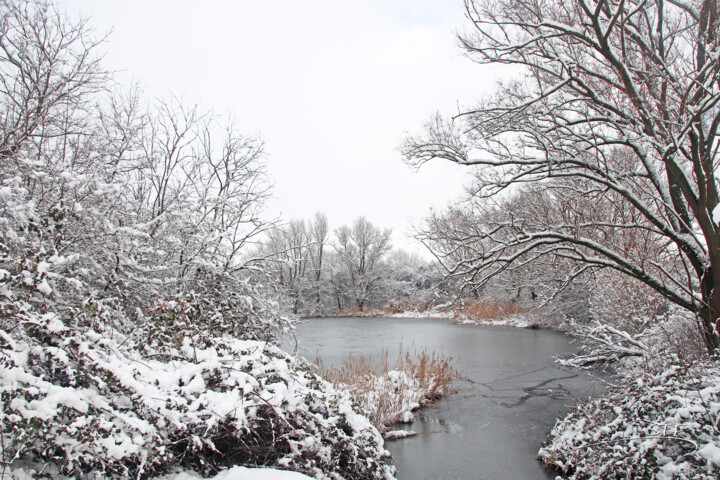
<box><xmin>284</xmin><ymin>317</ymin><xmax>601</xmax><ymax>480</ymax></box>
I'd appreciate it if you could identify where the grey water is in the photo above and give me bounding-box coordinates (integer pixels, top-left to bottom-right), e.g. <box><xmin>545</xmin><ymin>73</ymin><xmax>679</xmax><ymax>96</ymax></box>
<box><xmin>284</xmin><ymin>317</ymin><xmax>602</xmax><ymax>480</ymax></box>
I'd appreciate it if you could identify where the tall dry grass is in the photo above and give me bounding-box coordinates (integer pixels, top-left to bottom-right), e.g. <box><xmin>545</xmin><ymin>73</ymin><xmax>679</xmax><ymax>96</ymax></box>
<box><xmin>315</xmin><ymin>347</ymin><xmax>457</xmax><ymax>433</ymax></box>
<box><xmin>452</xmin><ymin>300</ymin><xmax>525</xmax><ymax>321</ymax></box>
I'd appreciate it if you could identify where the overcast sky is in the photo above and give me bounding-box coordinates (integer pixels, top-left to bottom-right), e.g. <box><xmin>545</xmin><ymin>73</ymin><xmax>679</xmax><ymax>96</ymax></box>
<box><xmin>62</xmin><ymin>0</ymin><xmax>499</xmax><ymax>252</ymax></box>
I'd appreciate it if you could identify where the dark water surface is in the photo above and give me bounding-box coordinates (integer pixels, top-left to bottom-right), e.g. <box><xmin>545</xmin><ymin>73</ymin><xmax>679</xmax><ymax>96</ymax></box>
<box><xmin>283</xmin><ymin>317</ymin><xmax>600</xmax><ymax>480</ymax></box>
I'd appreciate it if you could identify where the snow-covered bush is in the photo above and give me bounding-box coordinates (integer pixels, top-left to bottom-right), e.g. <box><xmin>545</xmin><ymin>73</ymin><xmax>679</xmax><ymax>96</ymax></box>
<box><xmin>539</xmin><ymin>358</ymin><xmax>720</xmax><ymax>479</ymax></box>
<box><xmin>586</xmin><ymin>270</ymin><xmax>668</xmax><ymax>334</ymax></box>
<box><xmin>543</xmin><ymin>303</ymin><xmax>716</xmax><ymax>479</ymax></box>
<box><xmin>559</xmin><ymin>307</ymin><xmax>705</xmax><ymax>369</ymax></box>
<box><xmin>0</xmin><ymin>307</ymin><xmax>396</xmax><ymax>479</ymax></box>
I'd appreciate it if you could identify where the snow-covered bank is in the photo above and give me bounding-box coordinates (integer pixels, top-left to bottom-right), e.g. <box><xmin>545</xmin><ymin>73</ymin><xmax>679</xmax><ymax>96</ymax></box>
<box><xmin>387</xmin><ymin>310</ymin><xmax>454</xmax><ymax>319</ymax></box>
<box><xmin>1</xmin><ymin>312</ymin><xmax>396</xmax><ymax>479</ymax></box>
<box><xmin>311</xmin><ymin>306</ymin><xmax>454</xmax><ymax>320</ymax></box>
<box><xmin>5</xmin><ymin>466</ymin><xmax>315</xmax><ymax>480</ymax></box>
<box><xmin>393</xmin><ymin>310</ymin><xmax>556</xmax><ymax>330</ymax></box>
<box><xmin>314</xmin><ymin>301</ymin><xmax>561</xmax><ymax>330</ymax></box>
<box><xmin>539</xmin><ymin>359</ymin><xmax>720</xmax><ymax>479</ymax></box>
<box><xmin>453</xmin><ymin>314</ymin><xmax>540</xmax><ymax>329</ymax></box>
<box><xmin>158</xmin><ymin>466</ymin><xmax>314</xmax><ymax>480</ymax></box>
<box><xmin>537</xmin><ymin>310</ymin><xmax>718</xmax><ymax>479</ymax></box>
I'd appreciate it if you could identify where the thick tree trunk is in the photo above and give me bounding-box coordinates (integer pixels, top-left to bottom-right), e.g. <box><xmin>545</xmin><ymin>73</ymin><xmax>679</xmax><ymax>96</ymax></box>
<box><xmin>698</xmin><ymin>308</ymin><xmax>719</xmax><ymax>354</ymax></box>
<box><xmin>699</xmin><ymin>270</ymin><xmax>720</xmax><ymax>353</ymax></box>
<box><xmin>315</xmin><ymin>285</ymin><xmax>322</xmax><ymax>313</ymax></box>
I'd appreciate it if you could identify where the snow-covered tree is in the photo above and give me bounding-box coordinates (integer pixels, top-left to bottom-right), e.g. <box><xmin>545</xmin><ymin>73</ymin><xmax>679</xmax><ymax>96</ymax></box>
<box><xmin>417</xmin><ymin>186</ymin><xmax>671</xmax><ymax>323</ymax></box>
<box><xmin>0</xmin><ymin>0</ymin><xmax>105</xmax><ymax>160</ymax></box>
<box><xmin>307</xmin><ymin>212</ymin><xmax>329</xmax><ymax>313</ymax></box>
<box><xmin>403</xmin><ymin>0</ymin><xmax>720</xmax><ymax>352</ymax></box>
<box><xmin>334</xmin><ymin>217</ymin><xmax>393</xmax><ymax>311</ymax></box>
<box><xmin>385</xmin><ymin>250</ymin><xmax>444</xmax><ymax>310</ymax></box>
<box><xmin>259</xmin><ymin>220</ymin><xmax>313</xmax><ymax>314</ymax></box>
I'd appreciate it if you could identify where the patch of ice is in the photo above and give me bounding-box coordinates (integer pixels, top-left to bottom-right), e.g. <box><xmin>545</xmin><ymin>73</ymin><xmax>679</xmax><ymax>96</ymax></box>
<box><xmin>384</xmin><ymin>430</ymin><xmax>417</xmax><ymax>440</ymax></box>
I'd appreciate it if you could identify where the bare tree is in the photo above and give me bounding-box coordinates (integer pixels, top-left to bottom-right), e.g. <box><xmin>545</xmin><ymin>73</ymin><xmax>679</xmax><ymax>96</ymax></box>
<box><xmin>334</xmin><ymin>217</ymin><xmax>392</xmax><ymax>311</ymax></box>
<box><xmin>0</xmin><ymin>0</ymin><xmax>281</xmax><ymax>340</ymax></box>
<box><xmin>403</xmin><ymin>0</ymin><xmax>720</xmax><ymax>352</ymax></box>
<box><xmin>99</xmin><ymin>95</ymin><xmax>273</xmax><ymax>298</ymax></box>
<box><xmin>0</xmin><ymin>0</ymin><xmax>106</xmax><ymax>160</ymax></box>
<box><xmin>262</xmin><ymin>220</ymin><xmax>312</xmax><ymax>314</ymax></box>
<box><xmin>308</xmin><ymin>212</ymin><xmax>329</xmax><ymax>312</ymax></box>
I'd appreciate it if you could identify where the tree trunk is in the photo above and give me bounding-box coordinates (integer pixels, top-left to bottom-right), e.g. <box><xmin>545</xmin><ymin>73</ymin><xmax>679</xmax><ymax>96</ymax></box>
<box><xmin>699</xmin><ymin>269</ymin><xmax>720</xmax><ymax>353</ymax></box>
<box><xmin>315</xmin><ymin>284</ymin><xmax>322</xmax><ymax>314</ymax></box>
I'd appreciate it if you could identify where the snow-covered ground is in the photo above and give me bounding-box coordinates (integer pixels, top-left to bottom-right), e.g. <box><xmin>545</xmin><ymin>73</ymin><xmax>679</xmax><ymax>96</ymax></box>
<box><xmin>4</xmin><ymin>467</ymin><xmax>314</xmax><ymax>480</ymax></box>
<box><xmin>453</xmin><ymin>315</ymin><xmax>536</xmax><ymax>328</ymax></box>
<box><xmin>336</xmin><ymin>305</ymin><xmax>552</xmax><ymax>330</ymax></box>
<box><xmin>387</xmin><ymin>309</ymin><xmax>453</xmax><ymax>319</ymax></box>
<box><xmin>156</xmin><ymin>466</ymin><xmax>314</xmax><ymax>480</ymax></box>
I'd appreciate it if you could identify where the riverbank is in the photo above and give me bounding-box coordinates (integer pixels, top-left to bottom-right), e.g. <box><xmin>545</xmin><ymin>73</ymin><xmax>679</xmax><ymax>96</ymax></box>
<box><xmin>2</xmin><ymin>466</ymin><xmax>317</xmax><ymax>480</ymax></box>
<box><xmin>306</xmin><ymin>300</ymin><xmax>565</xmax><ymax>330</ymax></box>
<box><xmin>537</xmin><ymin>310</ymin><xmax>720</xmax><ymax>479</ymax></box>
<box><xmin>539</xmin><ymin>357</ymin><xmax>720</xmax><ymax>479</ymax></box>
<box><xmin>2</xmin><ymin>315</ymin><xmax>397</xmax><ymax>480</ymax></box>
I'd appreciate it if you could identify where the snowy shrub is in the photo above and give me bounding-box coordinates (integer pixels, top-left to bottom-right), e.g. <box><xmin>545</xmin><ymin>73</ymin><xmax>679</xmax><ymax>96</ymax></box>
<box><xmin>539</xmin><ymin>358</ymin><xmax>720</xmax><ymax>479</ymax></box>
<box><xmin>0</xmin><ymin>308</ymin><xmax>396</xmax><ymax>479</ymax></box>
<box><xmin>559</xmin><ymin>307</ymin><xmax>705</xmax><ymax>370</ymax></box>
<box><xmin>141</xmin><ymin>293</ymin><xmax>288</xmax><ymax>356</ymax></box>
<box><xmin>586</xmin><ymin>270</ymin><xmax>668</xmax><ymax>334</ymax></box>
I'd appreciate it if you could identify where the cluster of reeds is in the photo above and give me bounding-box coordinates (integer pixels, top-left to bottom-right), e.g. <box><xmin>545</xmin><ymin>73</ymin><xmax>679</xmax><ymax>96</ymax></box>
<box><xmin>452</xmin><ymin>300</ymin><xmax>525</xmax><ymax>320</ymax></box>
<box><xmin>315</xmin><ymin>347</ymin><xmax>457</xmax><ymax>433</ymax></box>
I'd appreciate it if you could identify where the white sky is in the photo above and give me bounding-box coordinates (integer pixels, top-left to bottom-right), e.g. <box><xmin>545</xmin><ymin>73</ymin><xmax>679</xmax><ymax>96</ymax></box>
<box><xmin>62</xmin><ymin>0</ymin><xmax>499</xmax><ymax>252</ymax></box>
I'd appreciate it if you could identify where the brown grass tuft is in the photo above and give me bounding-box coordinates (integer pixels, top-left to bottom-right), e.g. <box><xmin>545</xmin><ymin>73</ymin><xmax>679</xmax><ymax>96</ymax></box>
<box><xmin>315</xmin><ymin>346</ymin><xmax>458</xmax><ymax>433</ymax></box>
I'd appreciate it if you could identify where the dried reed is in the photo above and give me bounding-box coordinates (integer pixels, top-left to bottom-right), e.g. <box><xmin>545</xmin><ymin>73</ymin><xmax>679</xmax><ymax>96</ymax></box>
<box><xmin>452</xmin><ymin>300</ymin><xmax>525</xmax><ymax>320</ymax></box>
<box><xmin>315</xmin><ymin>346</ymin><xmax>457</xmax><ymax>433</ymax></box>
